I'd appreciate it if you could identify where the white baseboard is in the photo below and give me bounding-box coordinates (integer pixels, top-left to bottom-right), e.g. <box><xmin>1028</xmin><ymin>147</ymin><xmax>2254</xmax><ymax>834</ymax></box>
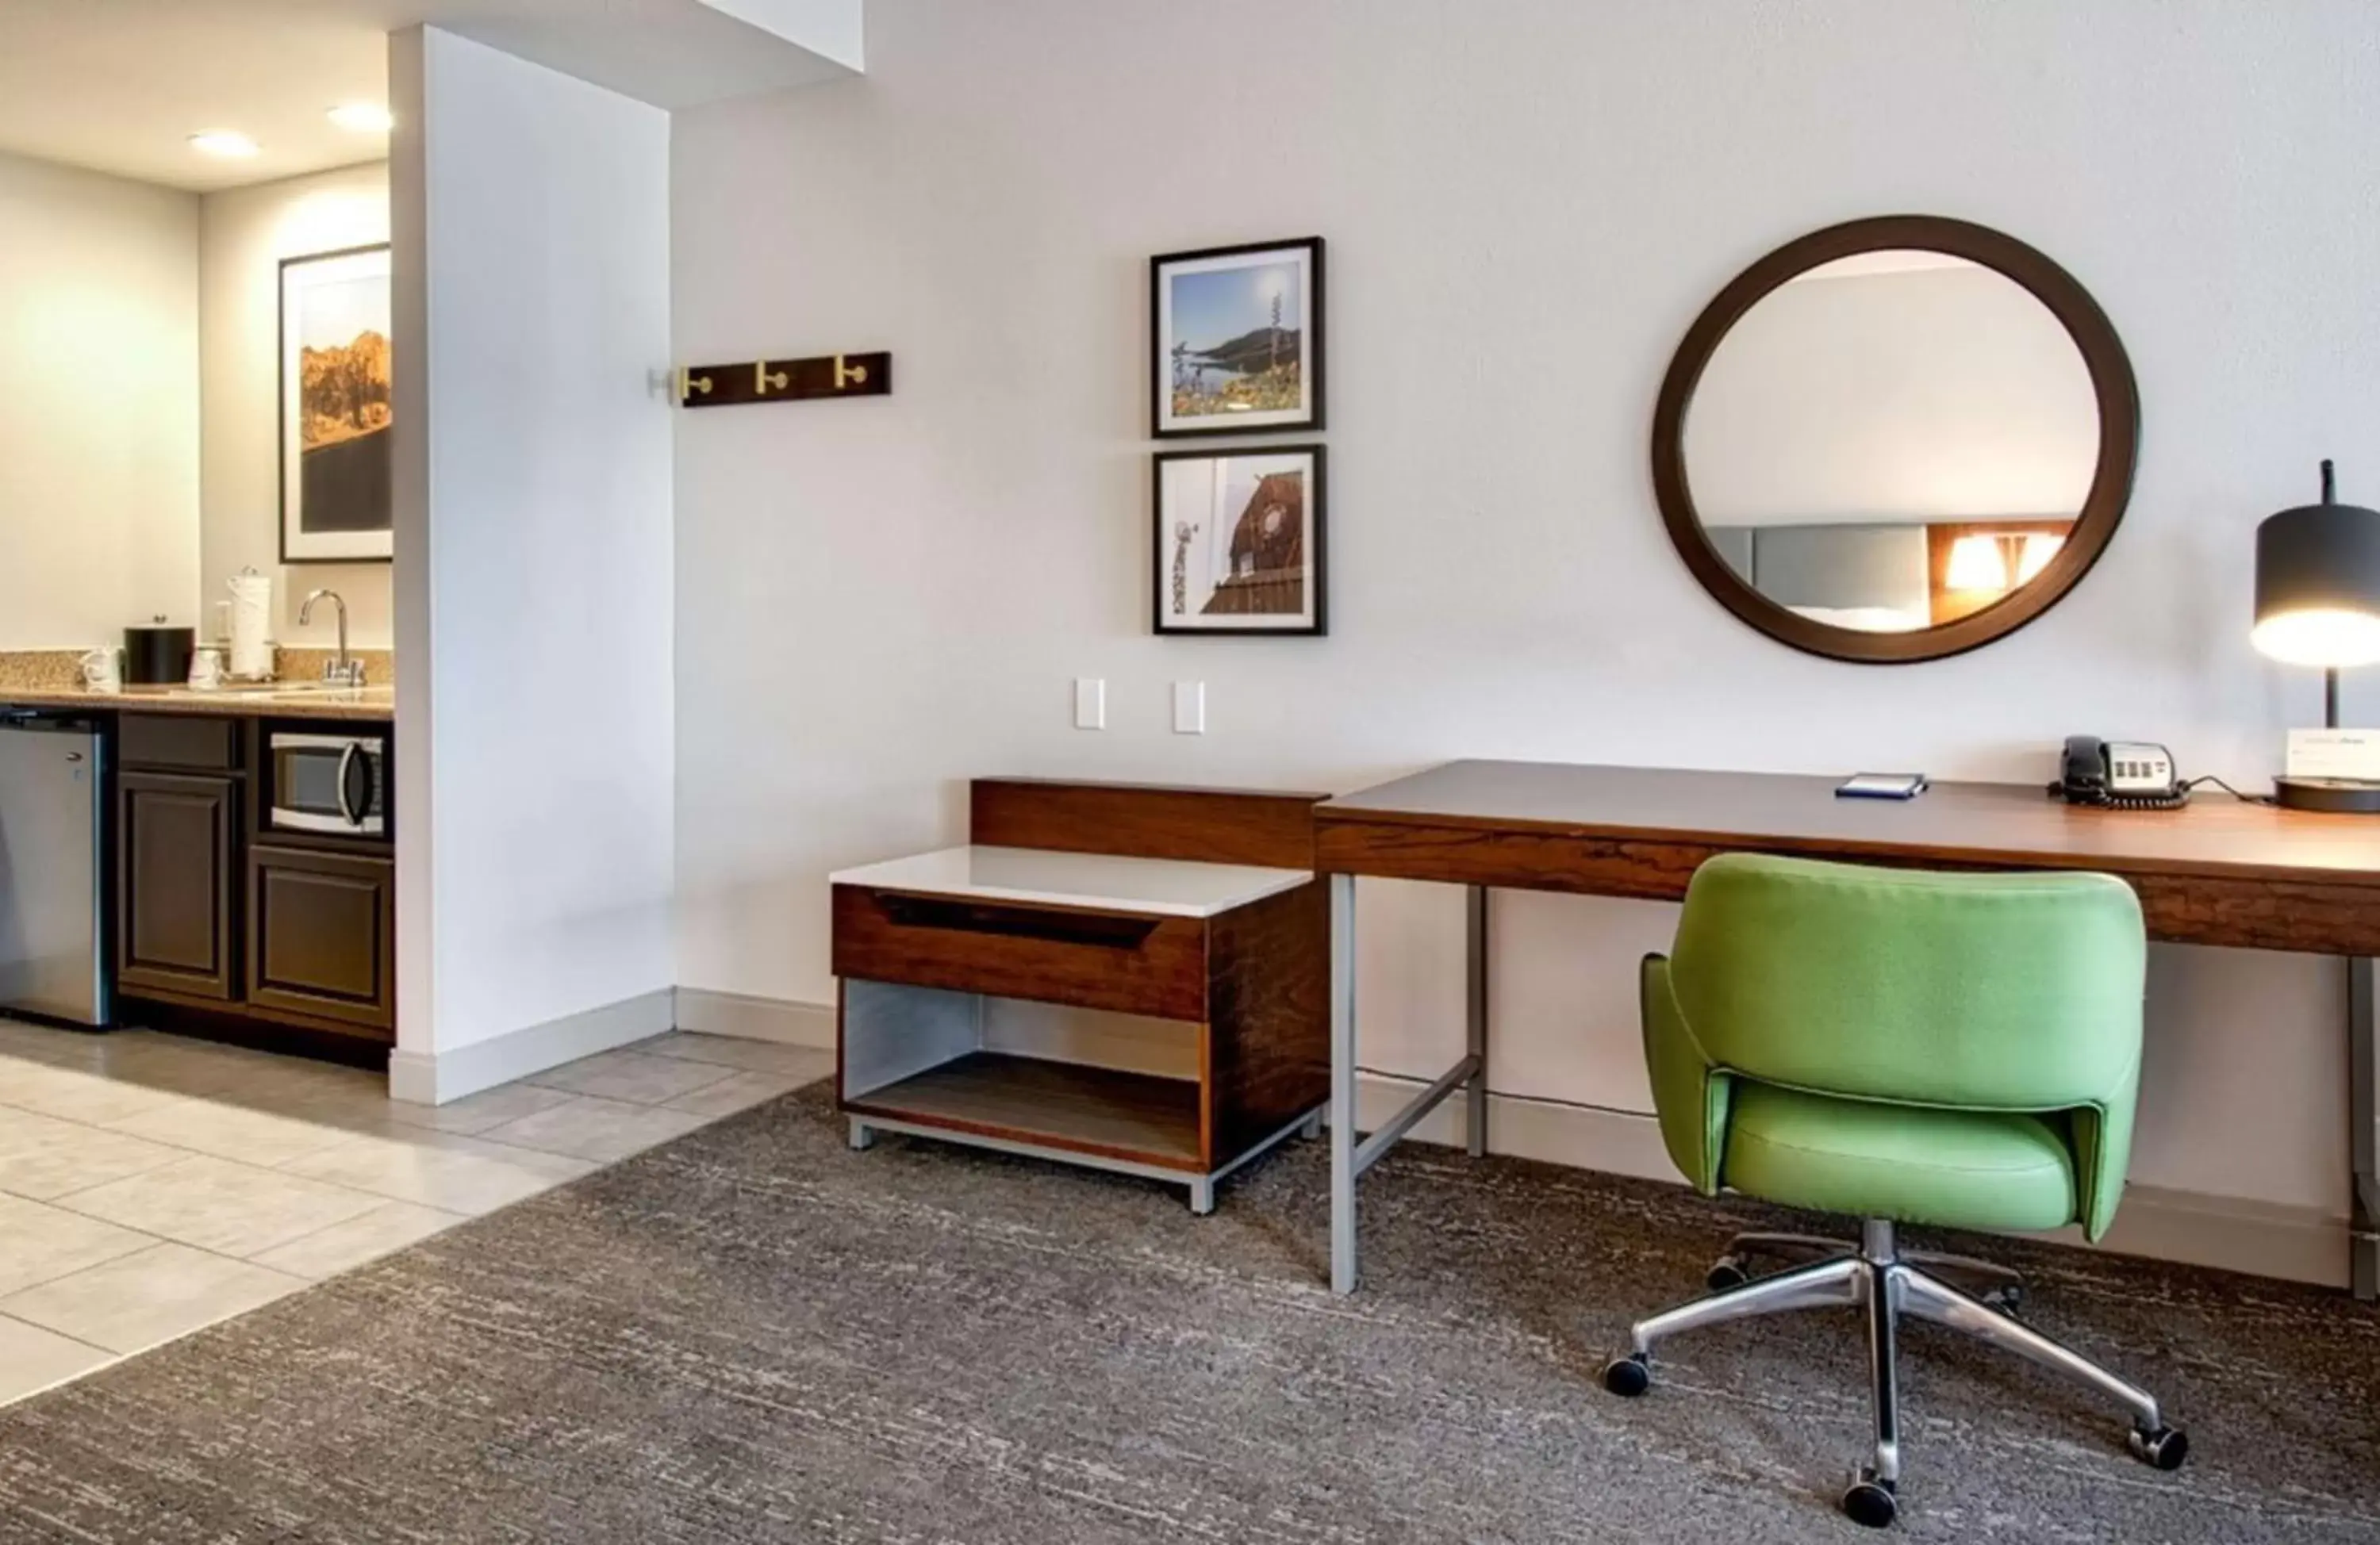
<box><xmin>389</xmin><ymin>987</ymin><xmax>677</xmax><ymax>1106</ymax></box>
<box><xmin>674</xmin><ymin>987</ymin><xmax>835</xmax><ymax>1049</ymax></box>
<box><xmin>1354</xmin><ymin>1069</ymin><xmax>2349</xmax><ymax>1290</ymax></box>
<box><xmin>2080</xmin><ymin>1184</ymin><xmax>2346</xmax><ymax>1289</ymax></box>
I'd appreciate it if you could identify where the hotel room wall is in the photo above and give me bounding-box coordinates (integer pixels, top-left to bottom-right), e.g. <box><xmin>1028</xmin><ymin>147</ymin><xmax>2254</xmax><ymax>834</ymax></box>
<box><xmin>670</xmin><ymin>0</ymin><xmax>2379</xmax><ymax>1231</ymax></box>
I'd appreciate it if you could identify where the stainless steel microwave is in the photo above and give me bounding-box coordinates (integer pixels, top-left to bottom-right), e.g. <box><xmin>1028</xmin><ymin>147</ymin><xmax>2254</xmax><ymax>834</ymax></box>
<box><xmin>269</xmin><ymin>731</ymin><xmax>386</xmax><ymax>836</ymax></box>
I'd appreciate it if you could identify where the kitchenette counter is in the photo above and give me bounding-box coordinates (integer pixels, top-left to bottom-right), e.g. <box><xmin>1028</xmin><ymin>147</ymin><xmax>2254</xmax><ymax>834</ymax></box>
<box><xmin>0</xmin><ymin>648</ymin><xmax>395</xmax><ymax>721</ymax></box>
<box><xmin>0</xmin><ymin>683</ymin><xmax>395</xmax><ymax>721</ymax></box>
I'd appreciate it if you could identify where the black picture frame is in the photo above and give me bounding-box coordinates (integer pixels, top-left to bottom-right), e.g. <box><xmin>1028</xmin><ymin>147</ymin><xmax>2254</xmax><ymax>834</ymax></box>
<box><xmin>1150</xmin><ymin>236</ymin><xmax>1325</xmax><ymax>439</ymax></box>
<box><xmin>1152</xmin><ymin>445</ymin><xmax>1327</xmax><ymax>637</ymax></box>
<box><xmin>278</xmin><ymin>242</ymin><xmax>394</xmax><ymax>565</ymax></box>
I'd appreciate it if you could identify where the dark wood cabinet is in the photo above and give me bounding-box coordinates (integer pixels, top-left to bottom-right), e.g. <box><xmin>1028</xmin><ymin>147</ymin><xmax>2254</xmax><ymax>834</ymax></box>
<box><xmin>247</xmin><ymin>845</ymin><xmax>395</xmax><ymax>1029</ymax></box>
<box><xmin>117</xmin><ymin>769</ymin><xmax>240</xmax><ymax>1001</ymax></box>
<box><xmin>111</xmin><ymin>711</ymin><xmax>397</xmax><ymax>1052</ymax></box>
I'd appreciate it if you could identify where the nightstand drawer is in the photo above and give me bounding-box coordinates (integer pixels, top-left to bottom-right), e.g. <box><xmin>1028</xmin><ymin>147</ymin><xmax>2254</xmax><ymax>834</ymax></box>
<box><xmin>832</xmin><ymin>884</ymin><xmax>1207</xmax><ymax>1021</ymax></box>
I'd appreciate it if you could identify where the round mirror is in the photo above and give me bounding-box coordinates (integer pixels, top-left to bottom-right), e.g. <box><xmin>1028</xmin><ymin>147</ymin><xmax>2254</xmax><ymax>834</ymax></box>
<box><xmin>1653</xmin><ymin>217</ymin><xmax>2138</xmax><ymax>663</ymax></box>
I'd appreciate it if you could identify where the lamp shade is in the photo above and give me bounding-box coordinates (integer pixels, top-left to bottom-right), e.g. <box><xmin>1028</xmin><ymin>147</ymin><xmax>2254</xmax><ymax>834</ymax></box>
<box><xmin>2252</xmin><ymin>462</ymin><xmax>2380</xmax><ymax>668</ymax></box>
<box><xmin>1943</xmin><ymin>534</ymin><xmax>2010</xmax><ymax>592</ymax></box>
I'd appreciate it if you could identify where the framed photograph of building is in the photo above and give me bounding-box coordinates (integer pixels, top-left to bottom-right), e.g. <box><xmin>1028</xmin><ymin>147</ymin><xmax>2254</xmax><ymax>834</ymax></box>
<box><xmin>279</xmin><ymin>243</ymin><xmax>393</xmax><ymax>562</ymax></box>
<box><xmin>1150</xmin><ymin>236</ymin><xmax>1324</xmax><ymax>438</ymax></box>
<box><xmin>1153</xmin><ymin>446</ymin><xmax>1326</xmax><ymax>636</ymax></box>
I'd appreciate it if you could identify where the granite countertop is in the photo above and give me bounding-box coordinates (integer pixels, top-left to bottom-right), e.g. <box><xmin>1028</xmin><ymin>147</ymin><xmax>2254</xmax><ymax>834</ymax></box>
<box><xmin>0</xmin><ymin>648</ymin><xmax>395</xmax><ymax>722</ymax></box>
<box><xmin>0</xmin><ymin>681</ymin><xmax>396</xmax><ymax>722</ymax></box>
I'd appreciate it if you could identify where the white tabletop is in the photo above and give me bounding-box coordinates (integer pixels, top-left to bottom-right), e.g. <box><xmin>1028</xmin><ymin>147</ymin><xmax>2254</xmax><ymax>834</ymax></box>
<box><xmin>829</xmin><ymin>845</ymin><xmax>1312</xmax><ymax>918</ymax></box>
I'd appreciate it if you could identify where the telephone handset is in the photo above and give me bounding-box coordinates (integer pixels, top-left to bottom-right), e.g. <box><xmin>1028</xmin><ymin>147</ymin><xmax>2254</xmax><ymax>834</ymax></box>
<box><xmin>2056</xmin><ymin>736</ymin><xmax>2189</xmax><ymax>810</ymax></box>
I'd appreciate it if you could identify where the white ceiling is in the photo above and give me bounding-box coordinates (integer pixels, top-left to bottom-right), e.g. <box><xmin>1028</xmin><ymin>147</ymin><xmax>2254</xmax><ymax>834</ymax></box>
<box><xmin>0</xmin><ymin>0</ymin><xmax>857</xmax><ymax>193</ymax></box>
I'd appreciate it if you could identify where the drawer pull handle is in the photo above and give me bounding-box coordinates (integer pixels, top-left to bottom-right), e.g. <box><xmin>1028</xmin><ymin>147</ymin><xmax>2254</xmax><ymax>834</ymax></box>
<box><xmin>877</xmin><ymin>895</ymin><xmax>1159</xmax><ymax>949</ymax></box>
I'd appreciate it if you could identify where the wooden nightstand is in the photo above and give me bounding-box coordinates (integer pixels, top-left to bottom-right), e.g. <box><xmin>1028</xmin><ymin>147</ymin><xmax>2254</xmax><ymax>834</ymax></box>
<box><xmin>831</xmin><ymin>780</ymin><xmax>1329</xmax><ymax>1213</ymax></box>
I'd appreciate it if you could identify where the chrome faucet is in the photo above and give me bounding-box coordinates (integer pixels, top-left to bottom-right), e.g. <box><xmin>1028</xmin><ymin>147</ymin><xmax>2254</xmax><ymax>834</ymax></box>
<box><xmin>298</xmin><ymin>589</ymin><xmax>365</xmax><ymax>688</ymax></box>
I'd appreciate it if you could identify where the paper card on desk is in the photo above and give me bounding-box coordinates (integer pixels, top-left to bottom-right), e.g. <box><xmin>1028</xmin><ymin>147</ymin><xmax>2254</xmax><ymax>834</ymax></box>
<box><xmin>2287</xmin><ymin>729</ymin><xmax>2380</xmax><ymax>781</ymax></box>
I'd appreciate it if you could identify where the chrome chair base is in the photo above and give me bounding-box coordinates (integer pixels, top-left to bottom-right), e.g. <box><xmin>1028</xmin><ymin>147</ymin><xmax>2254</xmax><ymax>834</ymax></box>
<box><xmin>1706</xmin><ymin>1229</ymin><xmax>2026</xmax><ymax>1311</ymax></box>
<box><xmin>1603</xmin><ymin>1220</ymin><xmax>2187</xmax><ymax>1528</ymax></box>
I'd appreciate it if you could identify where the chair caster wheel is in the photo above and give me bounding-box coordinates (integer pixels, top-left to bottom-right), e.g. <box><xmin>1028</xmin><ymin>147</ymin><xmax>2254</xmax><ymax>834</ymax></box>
<box><xmin>1841</xmin><ymin>1472</ymin><xmax>1897</xmax><ymax>1529</ymax></box>
<box><xmin>1985</xmin><ymin>1283</ymin><xmax>2025</xmax><ymax>1317</ymax></box>
<box><xmin>1705</xmin><ymin>1256</ymin><xmax>1749</xmax><ymax>1291</ymax></box>
<box><xmin>2129</xmin><ymin>1424</ymin><xmax>2188</xmax><ymax>1470</ymax></box>
<box><xmin>1602</xmin><ymin>1354</ymin><xmax>1650</xmax><ymax>1397</ymax></box>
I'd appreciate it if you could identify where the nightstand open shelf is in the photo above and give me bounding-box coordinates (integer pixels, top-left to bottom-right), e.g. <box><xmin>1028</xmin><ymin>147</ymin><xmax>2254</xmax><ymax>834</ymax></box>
<box><xmin>843</xmin><ymin>1046</ymin><xmax>1206</xmax><ymax>1168</ymax></box>
<box><xmin>831</xmin><ymin>780</ymin><xmax>1331</xmax><ymax>1213</ymax></box>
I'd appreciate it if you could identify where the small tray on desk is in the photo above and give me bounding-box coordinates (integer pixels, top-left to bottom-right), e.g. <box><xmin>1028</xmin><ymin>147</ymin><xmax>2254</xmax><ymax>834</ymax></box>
<box><xmin>831</xmin><ymin>784</ymin><xmax>1331</xmax><ymax>1213</ymax></box>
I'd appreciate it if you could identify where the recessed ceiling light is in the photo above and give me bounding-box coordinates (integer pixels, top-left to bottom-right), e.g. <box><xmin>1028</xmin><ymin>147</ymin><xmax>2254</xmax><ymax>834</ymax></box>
<box><xmin>188</xmin><ymin>130</ymin><xmax>259</xmax><ymax>158</ymax></box>
<box><xmin>326</xmin><ymin>103</ymin><xmax>393</xmax><ymax>133</ymax></box>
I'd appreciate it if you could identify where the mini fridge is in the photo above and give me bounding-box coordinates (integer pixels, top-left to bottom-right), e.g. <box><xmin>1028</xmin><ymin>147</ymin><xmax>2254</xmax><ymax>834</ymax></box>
<box><xmin>0</xmin><ymin>711</ymin><xmax>110</xmax><ymax>1026</ymax></box>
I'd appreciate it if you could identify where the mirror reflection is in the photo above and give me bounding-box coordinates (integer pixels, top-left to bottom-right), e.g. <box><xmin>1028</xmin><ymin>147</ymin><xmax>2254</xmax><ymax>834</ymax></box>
<box><xmin>1682</xmin><ymin>251</ymin><xmax>2100</xmax><ymax>634</ymax></box>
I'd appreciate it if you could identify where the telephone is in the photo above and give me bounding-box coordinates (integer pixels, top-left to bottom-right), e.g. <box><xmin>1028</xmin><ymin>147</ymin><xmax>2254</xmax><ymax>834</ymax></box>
<box><xmin>2056</xmin><ymin>736</ymin><xmax>2187</xmax><ymax>810</ymax></box>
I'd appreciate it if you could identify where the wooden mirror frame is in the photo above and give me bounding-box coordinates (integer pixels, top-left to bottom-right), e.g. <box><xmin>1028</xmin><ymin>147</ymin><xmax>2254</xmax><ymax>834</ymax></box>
<box><xmin>1650</xmin><ymin>215</ymin><xmax>2140</xmax><ymax>664</ymax></box>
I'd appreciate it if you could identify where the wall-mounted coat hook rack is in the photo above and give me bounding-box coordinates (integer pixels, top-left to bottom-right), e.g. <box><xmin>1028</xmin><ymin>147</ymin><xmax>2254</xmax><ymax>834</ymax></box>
<box><xmin>674</xmin><ymin>351</ymin><xmax>892</xmax><ymax>408</ymax></box>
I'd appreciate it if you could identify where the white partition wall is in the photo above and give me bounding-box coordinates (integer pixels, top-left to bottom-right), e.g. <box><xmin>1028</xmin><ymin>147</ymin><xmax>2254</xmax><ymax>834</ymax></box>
<box><xmin>388</xmin><ymin>25</ymin><xmax>676</xmax><ymax>1102</ymax></box>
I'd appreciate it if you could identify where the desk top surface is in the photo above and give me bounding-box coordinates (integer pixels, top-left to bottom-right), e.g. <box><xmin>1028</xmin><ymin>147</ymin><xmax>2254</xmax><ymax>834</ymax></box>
<box><xmin>830</xmin><ymin>845</ymin><xmax>1314</xmax><ymax>918</ymax></box>
<box><xmin>1320</xmin><ymin>760</ymin><xmax>2380</xmax><ymax>882</ymax></box>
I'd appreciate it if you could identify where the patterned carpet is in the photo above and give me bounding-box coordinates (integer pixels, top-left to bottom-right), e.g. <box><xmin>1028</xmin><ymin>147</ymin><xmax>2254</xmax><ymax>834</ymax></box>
<box><xmin>2</xmin><ymin>1082</ymin><xmax>2377</xmax><ymax>1543</ymax></box>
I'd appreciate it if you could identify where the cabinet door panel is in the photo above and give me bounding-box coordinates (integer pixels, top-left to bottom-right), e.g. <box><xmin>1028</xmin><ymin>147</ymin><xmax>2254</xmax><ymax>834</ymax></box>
<box><xmin>248</xmin><ymin>845</ymin><xmax>393</xmax><ymax>1030</ymax></box>
<box><xmin>117</xmin><ymin>771</ymin><xmax>239</xmax><ymax>1000</ymax></box>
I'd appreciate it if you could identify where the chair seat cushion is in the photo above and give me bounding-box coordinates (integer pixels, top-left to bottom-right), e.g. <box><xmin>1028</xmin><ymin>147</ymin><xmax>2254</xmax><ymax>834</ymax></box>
<box><xmin>1719</xmin><ymin>1080</ymin><xmax>2078</xmax><ymax>1233</ymax></box>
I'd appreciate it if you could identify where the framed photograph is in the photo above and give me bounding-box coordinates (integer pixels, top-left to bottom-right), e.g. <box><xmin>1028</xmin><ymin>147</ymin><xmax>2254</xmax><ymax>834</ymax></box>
<box><xmin>1153</xmin><ymin>446</ymin><xmax>1326</xmax><ymax>636</ymax></box>
<box><xmin>1150</xmin><ymin>236</ymin><xmax>1324</xmax><ymax>438</ymax></box>
<box><xmin>279</xmin><ymin>243</ymin><xmax>393</xmax><ymax>562</ymax></box>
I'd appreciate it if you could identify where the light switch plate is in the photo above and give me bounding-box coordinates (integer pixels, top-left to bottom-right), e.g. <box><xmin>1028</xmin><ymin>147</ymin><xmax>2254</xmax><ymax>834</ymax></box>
<box><xmin>1173</xmin><ymin>680</ymin><xmax>1205</xmax><ymax>734</ymax></box>
<box><xmin>1073</xmin><ymin>678</ymin><xmax>1105</xmax><ymax>730</ymax></box>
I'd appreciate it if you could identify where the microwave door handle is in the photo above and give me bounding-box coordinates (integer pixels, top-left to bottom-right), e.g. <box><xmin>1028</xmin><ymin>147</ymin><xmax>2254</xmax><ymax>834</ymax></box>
<box><xmin>335</xmin><ymin>742</ymin><xmax>362</xmax><ymax>827</ymax></box>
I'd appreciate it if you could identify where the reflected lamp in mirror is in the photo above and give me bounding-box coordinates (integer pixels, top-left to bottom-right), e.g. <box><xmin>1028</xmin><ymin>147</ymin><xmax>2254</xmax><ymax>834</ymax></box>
<box><xmin>1941</xmin><ymin>535</ymin><xmax>2010</xmax><ymax>593</ymax></box>
<box><xmin>2253</xmin><ymin>459</ymin><xmax>2380</xmax><ymax>813</ymax></box>
<box><xmin>1654</xmin><ymin>216</ymin><xmax>2138</xmax><ymax>663</ymax></box>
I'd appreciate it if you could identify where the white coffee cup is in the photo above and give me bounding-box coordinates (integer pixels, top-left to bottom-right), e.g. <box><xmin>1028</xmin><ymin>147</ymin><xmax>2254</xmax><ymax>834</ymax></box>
<box><xmin>187</xmin><ymin>644</ymin><xmax>225</xmax><ymax>690</ymax></box>
<box><xmin>79</xmin><ymin>646</ymin><xmax>122</xmax><ymax>693</ymax></box>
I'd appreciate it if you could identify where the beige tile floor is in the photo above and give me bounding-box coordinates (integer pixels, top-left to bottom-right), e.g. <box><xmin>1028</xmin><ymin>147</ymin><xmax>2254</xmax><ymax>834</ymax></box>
<box><xmin>0</xmin><ymin>1018</ymin><xmax>832</xmax><ymax>1408</ymax></box>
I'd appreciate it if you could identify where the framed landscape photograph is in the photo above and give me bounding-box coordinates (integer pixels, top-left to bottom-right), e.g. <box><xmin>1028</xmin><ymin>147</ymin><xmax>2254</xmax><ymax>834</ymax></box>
<box><xmin>1153</xmin><ymin>446</ymin><xmax>1326</xmax><ymax>636</ymax></box>
<box><xmin>280</xmin><ymin>243</ymin><xmax>393</xmax><ymax>562</ymax></box>
<box><xmin>1151</xmin><ymin>236</ymin><xmax>1324</xmax><ymax>438</ymax></box>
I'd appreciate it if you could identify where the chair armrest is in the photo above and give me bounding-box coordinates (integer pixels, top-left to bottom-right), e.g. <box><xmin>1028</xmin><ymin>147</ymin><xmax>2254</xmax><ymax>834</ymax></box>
<box><xmin>2069</xmin><ymin>1060</ymin><xmax>2141</xmax><ymax>1242</ymax></box>
<box><xmin>1643</xmin><ymin>953</ymin><xmax>1732</xmax><ymax>1195</ymax></box>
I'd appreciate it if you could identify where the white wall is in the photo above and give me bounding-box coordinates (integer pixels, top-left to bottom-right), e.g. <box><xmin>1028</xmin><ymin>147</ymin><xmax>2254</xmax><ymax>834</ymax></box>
<box><xmin>390</xmin><ymin>26</ymin><xmax>675</xmax><ymax>1095</ymax></box>
<box><xmin>0</xmin><ymin>151</ymin><xmax>198</xmax><ymax>650</ymax></box>
<box><xmin>670</xmin><ymin>1</ymin><xmax>2378</xmax><ymax>1224</ymax></box>
<box><xmin>198</xmin><ymin>163</ymin><xmax>393</xmax><ymax>651</ymax></box>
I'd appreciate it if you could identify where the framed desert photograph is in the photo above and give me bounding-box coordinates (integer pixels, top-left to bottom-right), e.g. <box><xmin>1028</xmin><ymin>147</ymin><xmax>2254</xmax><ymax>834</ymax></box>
<box><xmin>1153</xmin><ymin>446</ymin><xmax>1326</xmax><ymax>636</ymax></box>
<box><xmin>1151</xmin><ymin>236</ymin><xmax>1324</xmax><ymax>438</ymax></box>
<box><xmin>280</xmin><ymin>243</ymin><xmax>393</xmax><ymax>562</ymax></box>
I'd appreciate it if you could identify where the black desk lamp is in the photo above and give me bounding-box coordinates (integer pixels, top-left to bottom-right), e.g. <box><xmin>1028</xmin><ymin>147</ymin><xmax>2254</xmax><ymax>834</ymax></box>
<box><xmin>2253</xmin><ymin>459</ymin><xmax>2380</xmax><ymax>812</ymax></box>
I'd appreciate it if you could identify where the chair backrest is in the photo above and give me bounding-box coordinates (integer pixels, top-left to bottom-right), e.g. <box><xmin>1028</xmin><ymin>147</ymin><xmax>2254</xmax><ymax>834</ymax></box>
<box><xmin>1668</xmin><ymin>853</ymin><xmax>2145</xmax><ymax>1110</ymax></box>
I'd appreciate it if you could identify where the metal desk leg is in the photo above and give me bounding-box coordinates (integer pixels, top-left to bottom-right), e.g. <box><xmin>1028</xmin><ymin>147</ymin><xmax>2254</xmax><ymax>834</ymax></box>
<box><xmin>1330</xmin><ymin>873</ymin><xmax>1360</xmax><ymax>1294</ymax></box>
<box><xmin>1466</xmin><ymin>885</ymin><xmax>1489</xmax><ymax>1159</ymax></box>
<box><xmin>2353</xmin><ymin>957</ymin><xmax>2377</xmax><ymax>1301</ymax></box>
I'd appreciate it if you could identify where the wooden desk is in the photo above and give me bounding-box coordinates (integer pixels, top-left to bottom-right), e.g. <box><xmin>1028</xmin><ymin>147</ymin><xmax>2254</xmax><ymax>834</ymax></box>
<box><xmin>1315</xmin><ymin>760</ymin><xmax>2380</xmax><ymax>1295</ymax></box>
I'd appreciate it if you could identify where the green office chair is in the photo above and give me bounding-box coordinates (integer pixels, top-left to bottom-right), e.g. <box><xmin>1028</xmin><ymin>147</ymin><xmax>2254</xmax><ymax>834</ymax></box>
<box><xmin>1601</xmin><ymin>853</ymin><xmax>2186</xmax><ymax>1528</ymax></box>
